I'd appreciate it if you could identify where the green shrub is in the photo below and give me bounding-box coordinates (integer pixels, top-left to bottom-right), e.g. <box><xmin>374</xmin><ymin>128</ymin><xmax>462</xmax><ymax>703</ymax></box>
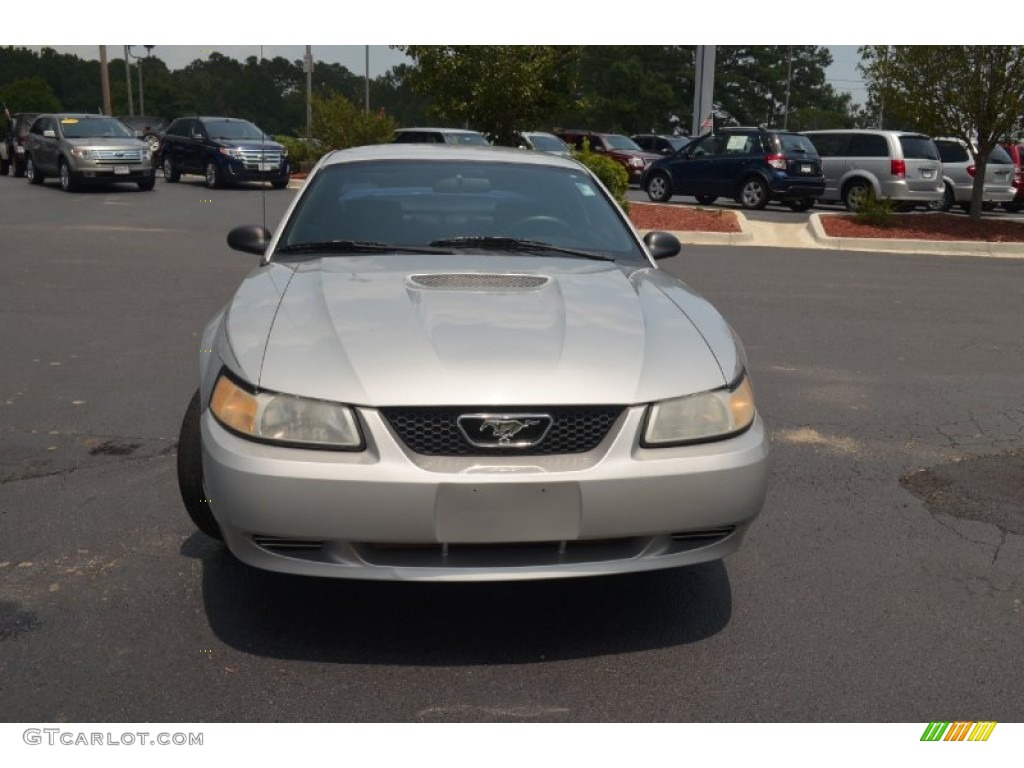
<box><xmin>572</xmin><ymin>140</ymin><xmax>630</xmax><ymax>213</ymax></box>
<box><xmin>311</xmin><ymin>92</ymin><xmax>397</xmax><ymax>152</ymax></box>
<box><xmin>853</xmin><ymin>194</ymin><xmax>898</xmax><ymax>227</ymax></box>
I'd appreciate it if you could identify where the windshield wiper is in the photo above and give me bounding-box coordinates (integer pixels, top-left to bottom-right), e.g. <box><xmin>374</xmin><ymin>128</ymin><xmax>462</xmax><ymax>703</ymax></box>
<box><xmin>275</xmin><ymin>240</ymin><xmax>451</xmax><ymax>255</ymax></box>
<box><xmin>428</xmin><ymin>236</ymin><xmax>615</xmax><ymax>261</ymax></box>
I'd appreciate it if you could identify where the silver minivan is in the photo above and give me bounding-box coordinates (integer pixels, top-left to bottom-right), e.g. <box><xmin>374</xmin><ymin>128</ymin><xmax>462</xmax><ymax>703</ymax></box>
<box><xmin>803</xmin><ymin>129</ymin><xmax>943</xmax><ymax>210</ymax></box>
<box><xmin>930</xmin><ymin>138</ymin><xmax>1016</xmax><ymax>211</ymax></box>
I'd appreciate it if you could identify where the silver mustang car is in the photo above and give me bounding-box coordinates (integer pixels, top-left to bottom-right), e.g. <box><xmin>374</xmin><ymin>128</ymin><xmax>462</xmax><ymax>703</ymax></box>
<box><xmin>176</xmin><ymin>144</ymin><xmax>768</xmax><ymax>581</ymax></box>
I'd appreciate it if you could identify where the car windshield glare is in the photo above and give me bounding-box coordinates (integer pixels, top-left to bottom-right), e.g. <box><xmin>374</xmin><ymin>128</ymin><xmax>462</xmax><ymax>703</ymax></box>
<box><xmin>203</xmin><ymin>120</ymin><xmax>268</xmax><ymax>140</ymax></box>
<box><xmin>603</xmin><ymin>134</ymin><xmax>643</xmax><ymax>151</ymax></box>
<box><xmin>60</xmin><ymin>117</ymin><xmax>134</xmax><ymax>139</ymax></box>
<box><xmin>527</xmin><ymin>134</ymin><xmax>568</xmax><ymax>152</ymax></box>
<box><xmin>277</xmin><ymin>160</ymin><xmax>645</xmax><ymax>261</ymax></box>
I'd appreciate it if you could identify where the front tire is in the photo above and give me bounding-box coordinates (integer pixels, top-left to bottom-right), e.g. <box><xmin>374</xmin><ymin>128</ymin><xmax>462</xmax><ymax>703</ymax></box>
<box><xmin>26</xmin><ymin>156</ymin><xmax>44</xmax><ymax>185</ymax></box>
<box><xmin>162</xmin><ymin>156</ymin><xmax>180</xmax><ymax>182</ymax></box>
<box><xmin>644</xmin><ymin>172</ymin><xmax>672</xmax><ymax>203</ymax></box>
<box><xmin>137</xmin><ymin>176</ymin><xmax>156</xmax><ymax>191</ymax></box>
<box><xmin>59</xmin><ymin>158</ymin><xmax>78</xmax><ymax>192</ymax></box>
<box><xmin>177</xmin><ymin>390</ymin><xmax>223</xmax><ymax>541</ymax></box>
<box><xmin>204</xmin><ymin>159</ymin><xmax>222</xmax><ymax>189</ymax></box>
<box><xmin>13</xmin><ymin>159</ymin><xmax>27</xmax><ymax>178</ymax></box>
<box><xmin>737</xmin><ymin>176</ymin><xmax>769</xmax><ymax>210</ymax></box>
<box><xmin>271</xmin><ymin>178</ymin><xmax>288</xmax><ymax>190</ymax></box>
<box><xmin>0</xmin><ymin>157</ymin><xmax>9</xmax><ymax>176</ymax></box>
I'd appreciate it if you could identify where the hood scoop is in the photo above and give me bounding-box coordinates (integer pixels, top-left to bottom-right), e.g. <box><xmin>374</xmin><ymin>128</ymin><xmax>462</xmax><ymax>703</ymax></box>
<box><xmin>408</xmin><ymin>273</ymin><xmax>549</xmax><ymax>291</ymax></box>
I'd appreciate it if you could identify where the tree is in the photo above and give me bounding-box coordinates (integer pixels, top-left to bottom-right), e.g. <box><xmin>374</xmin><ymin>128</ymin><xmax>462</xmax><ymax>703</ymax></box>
<box><xmin>715</xmin><ymin>46</ymin><xmax>855</xmax><ymax>130</ymax></box>
<box><xmin>0</xmin><ymin>76</ymin><xmax>60</xmax><ymax>113</ymax></box>
<box><xmin>860</xmin><ymin>45</ymin><xmax>1024</xmax><ymax>219</ymax></box>
<box><xmin>397</xmin><ymin>46</ymin><xmax>581</xmax><ymax>145</ymax></box>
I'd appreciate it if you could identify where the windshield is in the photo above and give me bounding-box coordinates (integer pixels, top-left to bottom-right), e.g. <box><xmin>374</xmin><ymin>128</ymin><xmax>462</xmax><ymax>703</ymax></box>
<box><xmin>59</xmin><ymin>117</ymin><xmax>134</xmax><ymax>139</ymax></box>
<box><xmin>277</xmin><ymin>160</ymin><xmax>645</xmax><ymax>262</ymax></box>
<box><xmin>603</xmin><ymin>134</ymin><xmax>643</xmax><ymax>151</ymax></box>
<box><xmin>528</xmin><ymin>134</ymin><xmax>569</xmax><ymax>152</ymax></box>
<box><xmin>447</xmin><ymin>132</ymin><xmax>489</xmax><ymax>146</ymax></box>
<box><xmin>202</xmin><ymin>119</ymin><xmax>268</xmax><ymax>140</ymax></box>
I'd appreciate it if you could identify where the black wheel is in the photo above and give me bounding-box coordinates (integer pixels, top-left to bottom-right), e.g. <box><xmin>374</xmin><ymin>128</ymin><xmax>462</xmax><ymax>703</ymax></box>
<box><xmin>271</xmin><ymin>178</ymin><xmax>288</xmax><ymax>190</ymax></box>
<box><xmin>13</xmin><ymin>159</ymin><xmax>27</xmax><ymax>178</ymax></box>
<box><xmin>982</xmin><ymin>201</ymin><xmax>997</xmax><ymax>212</ymax></box>
<box><xmin>842</xmin><ymin>180</ymin><xmax>872</xmax><ymax>211</ymax></box>
<box><xmin>644</xmin><ymin>171</ymin><xmax>672</xmax><ymax>203</ymax></box>
<box><xmin>26</xmin><ymin>156</ymin><xmax>44</xmax><ymax>185</ymax></box>
<box><xmin>204</xmin><ymin>159</ymin><xmax>222</xmax><ymax>189</ymax></box>
<box><xmin>58</xmin><ymin>158</ymin><xmax>78</xmax><ymax>192</ymax></box>
<box><xmin>694</xmin><ymin>194</ymin><xmax>718</xmax><ymax>205</ymax></box>
<box><xmin>137</xmin><ymin>176</ymin><xmax>156</xmax><ymax>191</ymax></box>
<box><xmin>737</xmin><ymin>176</ymin><xmax>769</xmax><ymax>210</ymax></box>
<box><xmin>0</xmin><ymin>157</ymin><xmax>9</xmax><ymax>176</ymax></box>
<box><xmin>177</xmin><ymin>390</ymin><xmax>223</xmax><ymax>541</ymax></box>
<box><xmin>162</xmin><ymin>156</ymin><xmax>180</xmax><ymax>182</ymax></box>
<box><xmin>787</xmin><ymin>198</ymin><xmax>815</xmax><ymax>212</ymax></box>
<box><xmin>927</xmin><ymin>183</ymin><xmax>953</xmax><ymax>212</ymax></box>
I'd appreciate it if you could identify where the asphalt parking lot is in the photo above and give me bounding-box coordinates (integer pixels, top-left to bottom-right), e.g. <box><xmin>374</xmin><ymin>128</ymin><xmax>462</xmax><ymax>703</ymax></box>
<box><xmin>1</xmin><ymin>175</ymin><xmax>1022</xmax><ymax>722</ymax></box>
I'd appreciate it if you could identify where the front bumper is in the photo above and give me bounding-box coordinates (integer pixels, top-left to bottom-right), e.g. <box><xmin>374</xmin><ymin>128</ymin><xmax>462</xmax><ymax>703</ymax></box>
<box><xmin>201</xmin><ymin>405</ymin><xmax>769</xmax><ymax>581</ymax></box>
<box><xmin>221</xmin><ymin>158</ymin><xmax>288</xmax><ymax>183</ymax></box>
<box><xmin>69</xmin><ymin>160</ymin><xmax>153</xmax><ymax>182</ymax></box>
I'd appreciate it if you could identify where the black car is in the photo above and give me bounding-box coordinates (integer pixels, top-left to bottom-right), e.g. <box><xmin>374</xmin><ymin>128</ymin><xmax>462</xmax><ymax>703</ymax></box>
<box><xmin>640</xmin><ymin>127</ymin><xmax>825</xmax><ymax>210</ymax></box>
<box><xmin>156</xmin><ymin>116</ymin><xmax>289</xmax><ymax>189</ymax></box>
<box><xmin>2</xmin><ymin>112</ymin><xmax>40</xmax><ymax>177</ymax></box>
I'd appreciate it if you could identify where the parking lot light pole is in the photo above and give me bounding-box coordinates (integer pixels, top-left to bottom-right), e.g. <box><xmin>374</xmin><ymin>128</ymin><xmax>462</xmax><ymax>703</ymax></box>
<box><xmin>123</xmin><ymin>45</ymin><xmax>134</xmax><ymax>116</ymax></box>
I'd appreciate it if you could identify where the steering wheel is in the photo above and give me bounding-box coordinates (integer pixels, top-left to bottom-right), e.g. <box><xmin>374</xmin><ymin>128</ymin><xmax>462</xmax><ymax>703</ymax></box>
<box><xmin>507</xmin><ymin>215</ymin><xmax>575</xmax><ymax>239</ymax></box>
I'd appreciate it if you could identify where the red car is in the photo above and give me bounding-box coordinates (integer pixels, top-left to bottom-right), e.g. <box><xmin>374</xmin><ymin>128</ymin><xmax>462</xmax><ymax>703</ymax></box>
<box><xmin>555</xmin><ymin>130</ymin><xmax>662</xmax><ymax>184</ymax></box>
<box><xmin>1001</xmin><ymin>141</ymin><xmax>1024</xmax><ymax>212</ymax></box>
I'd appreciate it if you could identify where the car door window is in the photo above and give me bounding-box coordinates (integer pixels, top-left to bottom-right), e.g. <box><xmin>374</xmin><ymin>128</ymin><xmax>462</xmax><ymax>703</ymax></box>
<box><xmin>847</xmin><ymin>133</ymin><xmax>888</xmax><ymax>157</ymax></box>
<box><xmin>689</xmin><ymin>135</ymin><xmax>722</xmax><ymax>158</ymax></box>
<box><xmin>809</xmin><ymin>133</ymin><xmax>847</xmax><ymax>157</ymax></box>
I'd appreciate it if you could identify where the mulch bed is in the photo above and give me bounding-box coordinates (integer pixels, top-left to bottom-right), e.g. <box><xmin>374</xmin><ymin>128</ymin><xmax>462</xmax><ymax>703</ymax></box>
<box><xmin>820</xmin><ymin>213</ymin><xmax>1024</xmax><ymax>242</ymax></box>
<box><xmin>628</xmin><ymin>202</ymin><xmax>742</xmax><ymax>233</ymax></box>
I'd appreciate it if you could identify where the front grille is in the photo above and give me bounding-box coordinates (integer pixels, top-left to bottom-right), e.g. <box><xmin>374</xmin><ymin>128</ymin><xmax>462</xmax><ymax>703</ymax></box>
<box><xmin>381</xmin><ymin>406</ymin><xmax>624</xmax><ymax>456</ymax></box>
<box><xmin>238</xmin><ymin>147</ymin><xmax>283</xmax><ymax>170</ymax></box>
<box><xmin>93</xmin><ymin>148</ymin><xmax>143</xmax><ymax>164</ymax></box>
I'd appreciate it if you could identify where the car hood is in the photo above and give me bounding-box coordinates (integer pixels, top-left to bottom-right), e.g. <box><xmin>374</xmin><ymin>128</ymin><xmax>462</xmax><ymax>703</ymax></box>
<box><xmin>210</xmin><ymin>138</ymin><xmax>284</xmax><ymax>150</ymax></box>
<box><xmin>227</xmin><ymin>254</ymin><xmax>732</xmax><ymax>407</ymax></box>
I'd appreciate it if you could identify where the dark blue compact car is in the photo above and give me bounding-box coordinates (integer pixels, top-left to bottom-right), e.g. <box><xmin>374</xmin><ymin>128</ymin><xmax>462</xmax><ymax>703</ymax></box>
<box><xmin>640</xmin><ymin>127</ymin><xmax>825</xmax><ymax>210</ymax></box>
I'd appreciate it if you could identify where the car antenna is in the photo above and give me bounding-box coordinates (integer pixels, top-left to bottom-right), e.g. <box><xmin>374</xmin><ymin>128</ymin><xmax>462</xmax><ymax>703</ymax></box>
<box><xmin>261</xmin><ymin>45</ymin><xmax>267</xmax><ymax>240</ymax></box>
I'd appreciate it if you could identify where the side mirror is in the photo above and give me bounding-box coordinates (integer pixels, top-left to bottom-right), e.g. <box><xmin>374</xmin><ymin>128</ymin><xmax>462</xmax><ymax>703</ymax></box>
<box><xmin>227</xmin><ymin>225</ymin><xmax>271</xmax><ymax>255</ymax></box>
<box><xmin>643</xmin><ymin>231</ymin><xmax>681</xmax><ymax>261</ymax></box>
<box><xmin>43</xmin><ymin>129</ymin><xmax>56</xmax><ymax>138</ymax></box>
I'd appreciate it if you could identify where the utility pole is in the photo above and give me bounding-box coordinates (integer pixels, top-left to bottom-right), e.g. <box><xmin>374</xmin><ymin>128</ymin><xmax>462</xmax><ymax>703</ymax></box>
<box><xmin>99</xmin><ymin>46</ymin><xmax>112</xmax><ymax>115</ymax></box>
<box><xmin>304</xmin><ymin>46</ymin><xmax>313</xmax><ymax>140</ymax></box>
<box><xmin>123</xmin><ymin>45</ymin><xmax>134</xmax><ymax>116</ymax></box>
<box><xmin>692</xmin><ymin>45</ymin><xmax>716</xmax><ymax>136</ymax></box>
<box><xmin>783</xmin><ymin>46</ymin><xmax>793</xmax><ymax>129</ymax></box>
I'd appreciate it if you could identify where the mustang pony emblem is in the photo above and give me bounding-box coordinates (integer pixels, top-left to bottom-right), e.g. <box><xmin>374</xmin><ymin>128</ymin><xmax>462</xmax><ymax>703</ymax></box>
<box><xmin>480</xmin><ymin>418</ymin><xmax>540</xmax><ymax>444</ymax></box>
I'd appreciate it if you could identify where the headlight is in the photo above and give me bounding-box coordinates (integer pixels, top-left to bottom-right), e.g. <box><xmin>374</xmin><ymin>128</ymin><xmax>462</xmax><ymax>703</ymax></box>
<box><xmin>629</xmin><ymin>157</ymin><xmax>644</xmax><ymax>168</ymax></box>
<box><xmin>218</xmin><ymin>147</ymin><xmax>245</xmax><ymax>160</ymax></box>
<box><xmin>209</xmin><ymin>373</ymin><xmax>363</xmax><ymax>450</ymax></box>
<box><xmin>69</xmin><ymin>148</ymin><xmax>94</xmax><ymax>160</ymax></box>
<box><xmin>643</xmin><ymin>375</ymin><xmax>756</xmax><ymax>446</ymax></box>
<box><xmin>279</xmin><ymin>146</ymin><xmax>288</xmax><ymax>157</ymax></box>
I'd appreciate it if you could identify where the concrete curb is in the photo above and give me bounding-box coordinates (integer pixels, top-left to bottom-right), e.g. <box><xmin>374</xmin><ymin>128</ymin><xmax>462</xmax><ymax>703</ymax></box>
<box><xmin>808</xmin><ymin>213</ymin><xmax>1024</xmax><ymax>259</ymax></box>
<box><xmin>641</xmin><ymin>209</ymin><xmax>754</xmax><ymax>246</ymax></box>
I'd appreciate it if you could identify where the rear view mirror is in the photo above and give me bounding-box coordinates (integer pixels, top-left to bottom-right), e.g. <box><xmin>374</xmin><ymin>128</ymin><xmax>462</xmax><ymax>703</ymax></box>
<box><xmin>643</xmin><ymin>231</ymin><xmax>681</xmax><ymax>260</ymax></box>
<box><xmin>43</xmin><ymin>129</ymin><xmax>56</xmax><ymax>138</ymax></box>
<box><xmin>227</xmin><ymin>225</ymin><xmax>271</xmax><ymax>256</ymax></box>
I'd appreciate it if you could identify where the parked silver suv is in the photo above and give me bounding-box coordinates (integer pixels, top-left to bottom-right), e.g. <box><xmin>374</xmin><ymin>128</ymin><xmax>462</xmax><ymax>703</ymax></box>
<box><xmin>25</xmin><ymin>114</ymin><xmax>155</xmax><ymax>192</ymax></box>
<box><xmin>929</xmin><ymin>138</ymin><xmax>1015</xmax><ymax>212</ymax></box>
<box><xmin>803</xmin><ymin>129</ymin><xmax>943</xmax><ymax>210</ymax></box>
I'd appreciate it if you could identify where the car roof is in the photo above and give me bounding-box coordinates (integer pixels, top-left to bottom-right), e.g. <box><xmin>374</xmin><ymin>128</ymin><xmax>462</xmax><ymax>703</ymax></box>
<box><xmin>318</xmin><ymin>143</ymin><xmax>582</xmax><ymax>170</ymax></box>
<box><xmin>395</xmin><ymin>127</ymin><xmax>483</xmax><ymax>134</ymax></box>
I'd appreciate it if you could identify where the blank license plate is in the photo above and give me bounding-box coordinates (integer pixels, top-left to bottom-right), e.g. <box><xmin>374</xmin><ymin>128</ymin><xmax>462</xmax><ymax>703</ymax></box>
<box><xmin>113</xmin><ymin>165</ymin><xmax>130</xmax><ymax>175</ymax></box>
<box><xmin>258</xmin><ymin>162</ymin><xmax>277</xmax><ymax>171</ymax></box>
<box><xmin>435</xmin><ymin>482</ymin><xmax>580</xmax><ymax>543</ymax></box>
<box><xmin>800</xmin><ymin>164</ymin><xmax>812</xmax><ymax>173</ymax></box>
<box><xmin>922</xmin><ymin>170</ymin><xmax>935</xmax><ymax>179</ymax></box>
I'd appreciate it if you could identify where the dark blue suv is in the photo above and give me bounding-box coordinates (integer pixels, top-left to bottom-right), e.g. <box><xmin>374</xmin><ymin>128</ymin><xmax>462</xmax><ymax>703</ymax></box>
<box><xmin>640</xmin><ymin>127</ymin><xmax>825</xmax><ymax>210</ymax></box>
